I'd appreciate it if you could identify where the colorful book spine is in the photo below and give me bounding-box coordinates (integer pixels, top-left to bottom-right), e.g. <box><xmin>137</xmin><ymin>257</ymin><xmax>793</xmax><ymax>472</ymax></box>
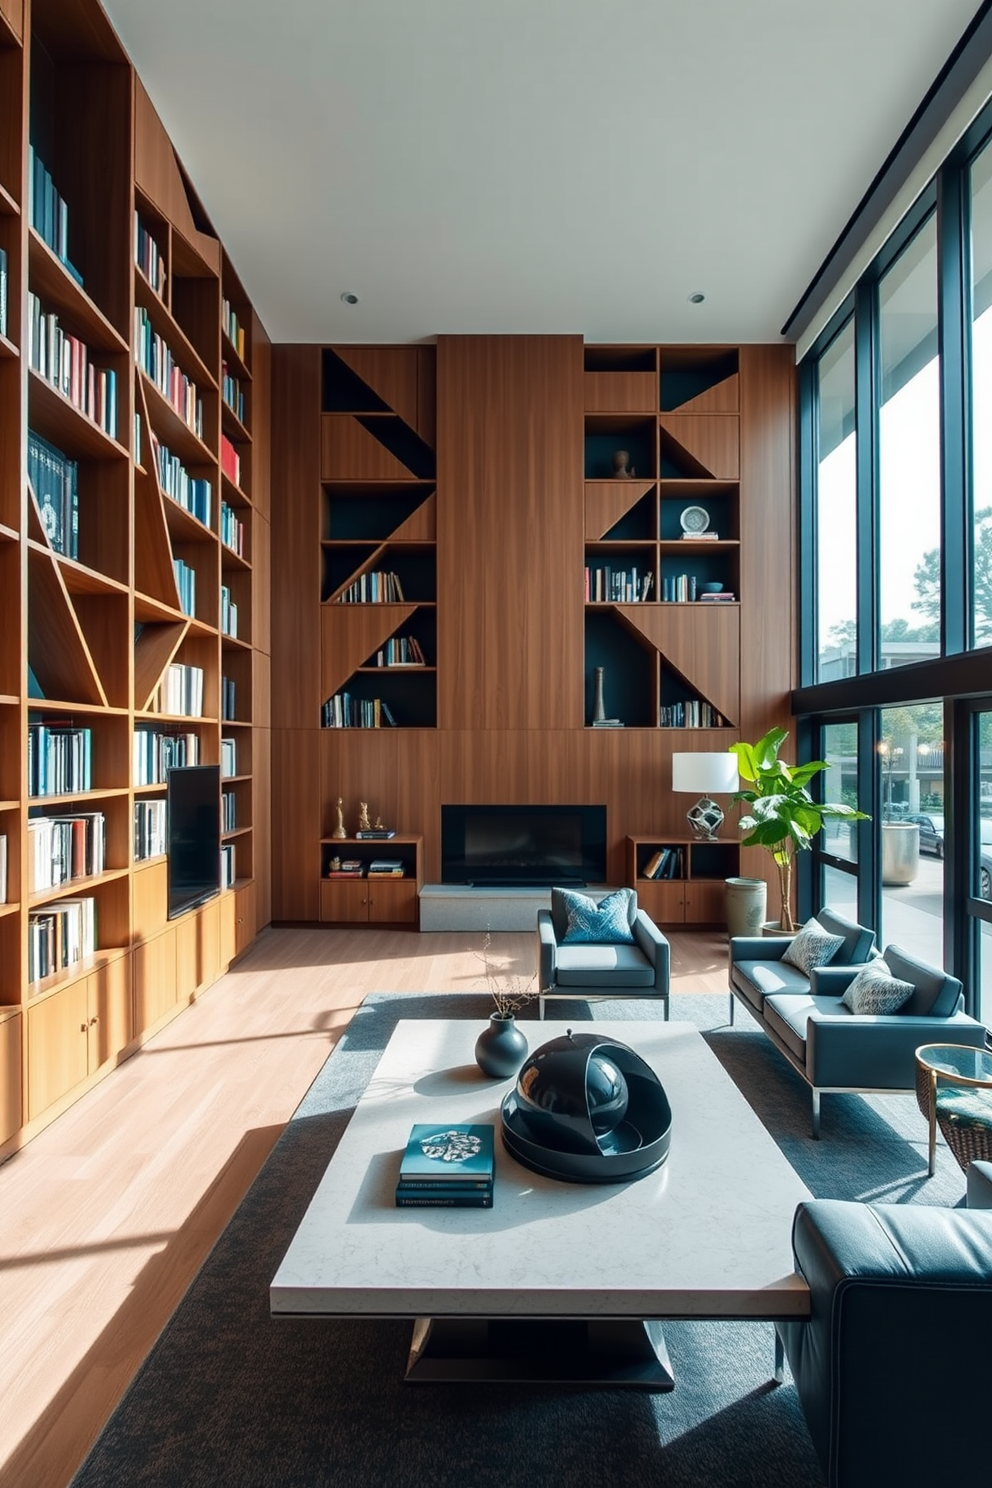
<box><xmin>134</xmin><ymin>306</ymin><xmax>203</xmax><ymax>438</ymax></box>
<box><xmin>134</xmin><ymin>212</ymin><xmax>167</xmax><ymax>298</ymax></box>
<box><xmin>28</xmin><ymin>430</ymin><xmax>79</xmax><ymax>560</ymax></box>
<box><xmin>220</xmin><ymin>501</ymin><xmax>244</xmax><ymax>554</ymax></box>
<box><xmin>220</xmin><ymin>434</ymin><xmax>242</xmax><ymax>488</ymax></box>
<box><xmin>132</xmin><ymin>726</ymin><xmax>200</xmax><ymax>786</ymax></box>
<box><xmin>151</xmin><ymin>431</ymin><xmax>212</xmax><ymax>526</ymax></box>
<box><xmin>28</xmin><ymin>146</ymin><xmax>83</xmax><ymax>284</ymax></box>
<box><xmin>221</xmin><ymin>299</ymin><xmax>246</xmax><ymax>360</ymax></box>
<box><xmin>27</xmin><ymin>294</ymin><xmax>117</xmax><ymax>437</ymax></box>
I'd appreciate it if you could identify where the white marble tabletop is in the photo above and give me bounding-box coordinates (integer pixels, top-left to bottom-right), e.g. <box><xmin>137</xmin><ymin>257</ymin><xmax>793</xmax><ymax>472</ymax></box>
<box><xmin>270</xmin><ymin>1020</ymin><xmax>812</xmax><ymax>1321</ymax></box>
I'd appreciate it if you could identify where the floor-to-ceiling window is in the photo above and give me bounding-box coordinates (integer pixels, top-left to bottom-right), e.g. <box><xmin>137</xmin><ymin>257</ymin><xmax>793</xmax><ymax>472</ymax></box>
<box><xmin>816</xmin><ymin>322</ymin><xmax>857</xmax><ymax>680</ymax></box>
<box><xmin>879</xmin><ymin>702</ymin><xmax>944</xmax><ymax>963</ymax></box>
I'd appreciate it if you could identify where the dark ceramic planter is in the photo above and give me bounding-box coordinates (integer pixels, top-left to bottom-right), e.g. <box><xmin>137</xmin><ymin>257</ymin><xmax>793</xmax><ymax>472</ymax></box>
<box><xmin>474</xmin><ymin>1013</ymin><xmax>528</xmax><ymax>1078</ymax></box>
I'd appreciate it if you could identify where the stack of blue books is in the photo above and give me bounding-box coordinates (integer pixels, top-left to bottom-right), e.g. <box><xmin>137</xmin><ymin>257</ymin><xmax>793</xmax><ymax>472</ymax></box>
<box><xmin>395</xmin><ymin>1123</ymin><xmax>494</xmax><ymax>1208</ymax></box>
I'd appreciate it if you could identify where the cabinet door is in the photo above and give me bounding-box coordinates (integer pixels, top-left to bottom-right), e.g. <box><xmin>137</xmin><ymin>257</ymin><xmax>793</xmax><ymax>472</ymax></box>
<box><xmin>635</xmin><ymin>880</ymin><xmax>686</xmax><ymax>925</ymax></box>
<box><xmin>0</xmin><ymin>1013</ymin><xmax>22</xmax><ymax>1146</ymax></box>
<box><xmin>366</xmin><ymin>878</ymin><xmax>418</xmax><ymax>924</ymax></box>
<box><xmin>176</xmin><ymin>900</ymin><xmax>222</xmax><ymax>998</ymax></box>
<box><xmin>320</xmin><ymin>879</ymin><xmax>369</xmax><ymax>922</ymax></box>
<box><xmin>235</xmin><ymin>882</ymin><xmax>256</xmax><ymax>953</ymax></box>
<box><xmin>219</xmin><ymin>892</ymin><xmax>238</xmax><ymax>966</ymax></box>
<box><xmin>684</xmin><ymin>881</ymin><xmax>727</xmax><ymax>925</ymax></box>
<box><xmin>132</xmin><ymin>929</ymin><xmax>178</xmax><ymax>1037</ymax></box>
<box><xmin>27</xmin><ymin>982</ymin><xmax>90</xmax><ymax>1119</ymax></box>
<box><xmin>87</xmin><ymin>957</ymin><xmax>131</xmax><ymax>1070</ymax></box>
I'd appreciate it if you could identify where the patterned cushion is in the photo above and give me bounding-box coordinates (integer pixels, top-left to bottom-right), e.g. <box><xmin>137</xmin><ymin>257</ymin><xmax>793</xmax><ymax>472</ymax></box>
<box><xmin>550</xmin><ymin>886</ymin><xmax>636</xmax><ymax>942</ymax></box>
<box><xmin>781</xmin><ymin>917</ymin><xmax>845</xmax><ymax>975</ymax></box>
<box><xmin>559</xmin><ymin>888</ymin><xmax>635</xmax><ymax>945</ymax></box>
<box><xmin>841</xmin><ymin>958</ymin><xmax>915</xmax><ymax>1016</ymax></box>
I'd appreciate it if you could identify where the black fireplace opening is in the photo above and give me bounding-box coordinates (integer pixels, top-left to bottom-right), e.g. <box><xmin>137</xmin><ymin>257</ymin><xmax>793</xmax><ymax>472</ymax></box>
<box><xmin>441</xmin><ymin>805</ymin><xmax>607</xmax><ymax>886</ymax></box>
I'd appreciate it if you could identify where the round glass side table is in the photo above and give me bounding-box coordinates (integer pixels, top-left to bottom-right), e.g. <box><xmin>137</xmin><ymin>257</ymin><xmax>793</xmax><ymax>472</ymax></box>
<box><xmin>915</xmin><ymin>1043</ymin><xmax>992</xmax><ymax>1177</ymax></box>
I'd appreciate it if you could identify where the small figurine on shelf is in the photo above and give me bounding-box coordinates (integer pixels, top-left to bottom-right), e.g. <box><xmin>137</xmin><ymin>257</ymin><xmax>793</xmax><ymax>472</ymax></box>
<box><xmin>328</xmin><ymin>856</ymin><xmax>341</xmax><ymax>874</ymax></box>
<box><xmin>374</xmin><ymin>815</ymin><xmax>386</xmax><ymax>830</ymax></box>
<box><xmin>612</xmin><ymin>449</ymin><xmax>635</xmax><ymax>479</ymax></box>
<box><xmin>357</xmin><ymin>801</ymin><xmax>371</xmax><ymax>833</ymax></box>
<box><xmin>332</xmin><ymin>797</ymin><xmax>347</xmax><ymax>840</ymax></box>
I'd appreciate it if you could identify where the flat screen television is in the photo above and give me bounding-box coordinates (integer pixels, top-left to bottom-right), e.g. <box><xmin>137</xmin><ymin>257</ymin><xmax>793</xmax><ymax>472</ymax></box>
<box><xmin>167</xmin><ymin>764</ymin><xmax>221</xmax><ymax>919</ymax></box>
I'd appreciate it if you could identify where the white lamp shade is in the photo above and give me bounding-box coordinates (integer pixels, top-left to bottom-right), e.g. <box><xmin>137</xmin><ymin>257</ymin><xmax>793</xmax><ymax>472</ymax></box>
<box><xmin>671</xmin><ymin>752</ymin><xmax>740</xmax><ymax>795</ymax></box>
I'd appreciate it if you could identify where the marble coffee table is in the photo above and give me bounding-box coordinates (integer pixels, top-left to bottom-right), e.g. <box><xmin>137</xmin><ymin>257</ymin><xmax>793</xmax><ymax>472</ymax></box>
<box><xmin>270</xmin><ymin>1019</ymin><xmax>812</xmax><ymax>1388</ymax></box>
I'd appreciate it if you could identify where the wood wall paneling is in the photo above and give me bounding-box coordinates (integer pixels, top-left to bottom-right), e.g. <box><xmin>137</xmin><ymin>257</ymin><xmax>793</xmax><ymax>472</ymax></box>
<box><xmin>253</xmin><ymin>725</ymin><xmax>272</xmax><ymax>927</ymax></box>
<box><xmin>272</xmin><ymin>728</ymin><xmax>321</xmax><ymax>920</ymax></box>
<box><xmin>133</xmin><ymin>78</ymin><xmax>220</xmax><ymax>271</ymax></box>
<box><xmin>584</xmin><ymin>371</ymin><xmax>657</xmax><ymax>412</ymax></box>
<box><xmin>320</xmin><ymin>414</ymin><xmax>414</xmax><ymax>481</ymax></box>
<box><xmin>436</xmin><ymin>335</ymin><xmax>585</xmax><ymax>731</ymax></box>
<box><xmin>252</xmin><ymin>513</ymin><xmax>271</xmax><ymax>655</ymax></box>
<box><xmin>0</xmin><ymin>0</ymin><xmax>22</xmax><ymax>43</ymax></box>
<box><xmin>659</xmin><ymin>413</ymin><xmax>740</xmax><ymax>480</ymax></box>
<box><xmin>270</xmin><ymin>346</ymin><xmax>321</xmax><ymax>730</ymax></box>
<box><xmin>336</xmin><ymin>348</ymin><xmax>419</xmax><ymax>431</ymax></box>
<box><xmin>251</xmin><ymin>319</ymin><xmax>272</xmax><ymax>521</ymax></box>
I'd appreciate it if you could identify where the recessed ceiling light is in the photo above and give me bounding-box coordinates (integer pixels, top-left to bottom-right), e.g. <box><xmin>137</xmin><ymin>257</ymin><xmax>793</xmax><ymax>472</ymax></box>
<box><xmin>340</xmin><ymin>292</ymin><xmax>359</xmax><ymax>305</ymax></box>
<box><xmin>688</xmin><ymin>292</ymin><xmax>706</xmax><ymax>305</ymax></box>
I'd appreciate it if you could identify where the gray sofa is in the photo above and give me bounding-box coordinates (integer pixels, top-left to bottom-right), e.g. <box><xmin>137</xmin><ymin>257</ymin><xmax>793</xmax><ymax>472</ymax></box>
<box><xmin>730</xmin><ymin>914</ymin><xmax>987</xmax><ymax>1136</ymax></box>
<box><xmin>779</xmin><ymin>1164</ymin><xmax>992</xmax><ymax>1487</ymax></box>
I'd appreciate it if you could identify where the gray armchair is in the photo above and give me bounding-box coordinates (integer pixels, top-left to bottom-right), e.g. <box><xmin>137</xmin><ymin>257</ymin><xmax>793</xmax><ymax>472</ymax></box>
<box><xmin>535</xmin><ymin>891</ymin><xmax>670</xmax><ymax>1020</ymax></box>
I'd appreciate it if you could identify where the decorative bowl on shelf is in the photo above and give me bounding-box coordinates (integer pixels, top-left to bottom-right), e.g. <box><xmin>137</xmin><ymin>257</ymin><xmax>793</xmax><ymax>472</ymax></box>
<box><xmin>679</xmin><ymin>505</ymin><xmax>710</xmax><ymax>535</ymax></box>
<box><xmin>699</xmin><ymin>582</ymin><xmax>724</xmax><ymax>594</ymax></box>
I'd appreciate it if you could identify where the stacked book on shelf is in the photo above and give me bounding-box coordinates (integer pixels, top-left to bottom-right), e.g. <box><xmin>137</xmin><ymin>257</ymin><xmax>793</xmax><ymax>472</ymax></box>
<box><xmin>220</xmin><ymin>501</ymin><xmax>244</xmax><ymax>554</ymax></box>
<box><xmin>28</xmin><ymin>723</ymin><xmax>92</xmax><ymax>798</ymax></box>
<box><xmin>337</xmin><ymin>571</ymin><xmax>406</xmax><ymax>603</ymax></box>
<box><xmin>368</xmin><ymin>859</ymin><xmax>405</xmax><ymax>877</ymax></box>
<box><xmin>326</xmin><ymin>859</ymin><xmax>364</xmax><ymax>878</ymax></box>
<box><xmin>395</xmin><ymin>1124</ymin><xmax>494</xmax><ymax>1208</ymax></box>
<box><xmin>321</xmin><ymin>694</ymin><xmax>398</xmax><ymax>728</ymax></box>
<box><xmin>28</xmin><ymin>812</ymin><xmax>105</xmax><ymax>892</ymax></box>
<box><xmin>28</xmin><ymin>295</ymin><xmax>118</xmax><ymax>437</ymax></box>
<box><xmin>221</xmin><ymin>843</ymin><xmax>236</xmax><ymax>889</ymax></box>
<box><xmin>659</xmin><ymin>700</ymin><xmax>724</xmax><ymax>728</ymax></box>
<box><xmin>134</xmin><ymin>798</ymin><xmax>167</xmax><ymax>860</ymax></box>
<box><xmin>642</xmin><ymin>847</ymin><xmax>684</xmax><ymax>881</ymax></box>
<box><xmin>134</xmin><ymin>213</ymin><xmax>167</xmax><ymax>299</ymax></box>
<box><xmin>584</xmin><ymin>566</ymin><xmax>654</xmax><ymax>603</ymax></box>
<box><xmin>153</xmin><ymin>663</ymin><xmax>205</xmax><ymax>718</ymax></box>
<box><xmin>221</xmin><ymin>434</ymin><xmax>242</xmax><ymax>488</ymax></box>
<box><xmin>28</xmin><ymin>147</ymin><xmax>83</xmax><ymax>284</ymax></box>
<box><xmin>29</xmin><ymin>430</ymin><xmax>79</xmax><ymax>559</ymax></box>
<box><xmin>134</xmin><ymin>307</ymin><xmax>204</xmax><ymax>438</ymax></box>
<box><xmin>222</xmin><ymin>791</ymin><xmax>236</xmax><ymax>833</ymax></box>
<box><xmin>221</xmin><ymin>362</ymin><xmax>245</xmax><ymax>423</ymax></box>
<box><xmin>374</xmin><ymin>636</ymin><xmax>425</xmax><ymax>666</ymax></box>
<box><xmin>28</xmin><ymin>895</ymin><xmax>96</xmax><ymax>984</ymax></box>
<box><xmin>133</xmin><ymin>726</ymin><xmax>199</xmax><ymax>786</ymax></box>
<box><xmin>698</xmin><ymin>591</ymin><xmax>737</xmax><ymax>602</ymax></box>
<box><xmin>222</xmin><ymin>299</ymin><xmax>247</xmax><ymax>360</ymax></box>
<box><xmin>220</xmin><ymin>585</ymin><xmax>238</xmax><ymax>638</ymax></box>
<box><xmin>151</xmin><ymin>432</ymin><xmax>212</xmax><ymax>526</ymax></box>
<box><xmin>221</xmin><ymin>676</ymin><xmax>236</xmax><ymax>721</ymax></box>
<box><xmin>221</xmin><ymin>736</ymin><xmax>238</xmax><ymax>778</ymax></box>
<box><xmin>173</xmin><ymin>557</ymin><xmax>196</xmax><ymax>618</ymax></box>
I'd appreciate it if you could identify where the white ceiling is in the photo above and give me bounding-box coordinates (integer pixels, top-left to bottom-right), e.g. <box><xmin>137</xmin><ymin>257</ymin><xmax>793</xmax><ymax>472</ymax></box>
<box><xmin>103</xmin><ymin>0</ymin><xmax>984</xmax><ymax>345</ymax></box>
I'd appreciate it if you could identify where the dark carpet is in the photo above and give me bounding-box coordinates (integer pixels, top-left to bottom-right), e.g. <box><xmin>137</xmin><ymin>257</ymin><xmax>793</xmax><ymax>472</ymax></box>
<box><xmin>70</xmin><ymin>993</ymin><xmax>965</xmax><ymax>1488</ymax></box>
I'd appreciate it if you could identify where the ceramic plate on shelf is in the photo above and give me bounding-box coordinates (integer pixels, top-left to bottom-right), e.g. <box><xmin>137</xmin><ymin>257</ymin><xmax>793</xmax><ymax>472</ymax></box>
<box><xmin>679</xmin><ymin>505</ymin><xmax>710</xmax><ymax>535</ymax></box>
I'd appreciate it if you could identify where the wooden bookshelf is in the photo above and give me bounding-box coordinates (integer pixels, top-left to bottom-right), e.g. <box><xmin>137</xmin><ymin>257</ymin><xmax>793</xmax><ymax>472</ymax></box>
<box><xmin>0</xmin><ymin>0</ymin><xmax>271</xmax><ymax>1161</ymax></box>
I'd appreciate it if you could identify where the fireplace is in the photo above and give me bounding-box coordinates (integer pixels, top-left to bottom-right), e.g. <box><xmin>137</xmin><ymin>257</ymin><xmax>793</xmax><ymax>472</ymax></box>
<box><xmin>441</xmin><ymin>805</ymin><xmax>607</xmax><ymax>886</ymax></box>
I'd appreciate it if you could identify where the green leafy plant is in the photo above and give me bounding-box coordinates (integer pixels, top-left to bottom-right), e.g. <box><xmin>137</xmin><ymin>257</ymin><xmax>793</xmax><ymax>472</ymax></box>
<box><xmin>729</xmin><ymin>728</ymin><xmax>869</xmax><ymax>933</ymax></box>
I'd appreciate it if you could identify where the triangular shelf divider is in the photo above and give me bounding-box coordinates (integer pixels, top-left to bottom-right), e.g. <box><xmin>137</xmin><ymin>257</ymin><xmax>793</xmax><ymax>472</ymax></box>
<box><xmin>335</xmin><ymin>347</ymin><xmax>419</xmax><ymax>431</ymax></box>
<box><xmin>320</xmin><ymin>602</ymin><xmax>418</xmax><ymax>700</ymax></box>
<box><xmin>134</xmin><ymin>620</ymin><xmax>190</xmax><ymax>713</ymax></box>
<box><xmin>669</xmin><ymin>372</ymin><xmax>739</xmax><ymax>415</ymax></box>
<box><xmin>614</xmin><ymin>603</ymin><xmax>740</xmax><ymax>725</ymax></box>
<box><xmin>324</xmin><ymin>539</ymin><xmax>388</xmax><ymax>604</ymax></box>
<box><xmin>390</xmin><ymin>491</ymin><xmax>436</xmax><ymax>543</ymax></box>
<box><xmin>26</xmin><ymin>484</ymin><xmax>107</xmax><ymax>706</ymax></box>
<box><xmin>659</xmin><ymin>416</ymin><xmax>739</xmax><ymax>481</ymax></box>
<box><xmin>134</xmin><ymin>379</ymin><xmax>184</xmax><ymax>611</ymax></box>
<box><xmin>584</xmin><ymin>481</ymin><xmax>654</xmax><ymax>540</ymax></box>
<box><xmin>73</xmin><ymin>595</ymin><xmax>130</xmax><ymax>709</ymax></box>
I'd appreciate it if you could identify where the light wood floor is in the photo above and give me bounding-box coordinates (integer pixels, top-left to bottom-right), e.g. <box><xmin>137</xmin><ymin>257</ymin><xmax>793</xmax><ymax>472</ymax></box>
<box><xmin>0</xmin><ymin>925</ymin><xmax>729</xmax><ymax>1488</ymax></box>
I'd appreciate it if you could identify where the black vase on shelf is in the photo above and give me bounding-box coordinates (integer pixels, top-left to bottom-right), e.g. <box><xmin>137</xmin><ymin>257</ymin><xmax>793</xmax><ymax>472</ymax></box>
<box><xmin>475</xmin><ymin>1014</ymin><xmax>528</xmax><ymax>1078</ymax></box>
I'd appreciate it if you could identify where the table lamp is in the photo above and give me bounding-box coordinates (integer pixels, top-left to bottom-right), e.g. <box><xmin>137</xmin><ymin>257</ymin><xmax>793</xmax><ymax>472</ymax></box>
<box><xmin>671</xmin><ymin>752</ymin><xmax>740</xmax><ymax>840</ymax></box>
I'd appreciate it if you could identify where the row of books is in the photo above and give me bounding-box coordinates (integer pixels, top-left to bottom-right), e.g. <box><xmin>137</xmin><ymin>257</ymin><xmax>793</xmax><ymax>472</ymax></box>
<box><xmin>220</xmin><ymin>585</ymin><xmax>238</xmax><ymax>638</ymax></box>
<box><xmin>321</xmin><ymin>694</ymin><xmax>398</xmax><ymax>728</ymax></box>
<box><xmin>221</xmin><ymin>843</ymin><xmax>236</xmax><ymax>889</ymax></box>
<box><xmin>337</xmin><ymin>570</ymin><xmax>407</xmax><ymax>604</ymax></box>
<box><xmin>659</xmin><ymin>701</ymin><xmax>725</xmax><ymax>727</ymax></box>
<box><xmin>641</xmin><ymin>847</ymin><xmax>685</xmax><ymax>881</ymax></box>
<box><xmin>29</xmin><ymin>896</ymin><xmax>96</xmax><ymax>985</ymax></box>
<box><xmin>134</xmin><ymin>307</ymin><xmax>204</xmax><ymax>439</ymax></box>
<box><xmin>0</xmin><ymin>246</ymin><xmax>7</xmax><ymax>338</ymax></box>
<box><xmin>373</xmin><ymin>635</ymin><xmax>426</xmax><ymax>666</ymax></box>
<box><xmin>220</xmin><ymin>501</ymin><xmax>244</xmax><ymax>554</ymax></box>
<box><xmin>30</xmin><ymin>430</ymin><xmax>79</xmax><ymax>560</ymax></box>
<box><xmin>661</xmin><ymin>577</ymin><xmax>738</xmax><ymax>603</ymax></box>
<box><xmin>134</xmin><ymin>798</ymin><xmax>167</xmax><ymax>860</ymax></box>
<box><xmin>27</xmin><ymin>812</ymin><xmax>105</xmax><ymax>893</ymax></box>
<box><xmin>28</xmin><ymin>723</ymin><xmax>93</xmax><ymax>799</ymax></box>
<box><xmin>222</xmin><ymin>299</ymin><xmax>247</xmax><ymax>362</ymax></box>
<box><xmin>134</xmin><ymin>212</ymin><xmax>167</xmax><ymax>299</ymax></box>
<box><xmin>221</xmin><ymin>736</ymin><xmax>238</xmax><ymax>779</ymax></box>
<box><xmin>222</xmin><ymin>790</ymin><xmax>236</xmax><ymax>833</ymax></box>
<box><xmin>221</xmin><ymin>433</ymin><xmax>242</xmax><ymax>488</ymax></box>
<box><xmin>584</xmin><ymin>567</ymin><xmax>654</xmax><ymax>604</ymax></box>
<box><xmin>396</xmin><ymin>1124</ymin><xmax>494</xmax><ymax>1208</ymax></box>
<box><xmin>174</xmin><ymin>557</ymin><xmax>196</xmax><ymax>618</ymax></box>
<box><xmin>221</xmin><ymin>676</ymin><xmax>237</xmax><ymax>721</ymax></box>
<box><xmin>221</xmin><ymin>362</ymin><xmax>245</xmax><ymax>423</ymax></box>
<box><xmin>28</xmin><ymin>147</ymin><xmax>83</xmax><ymax>285</ymax></box>
<box><xmin>28</xmin><ymin>294</ymin><xmax>118</xmax><ymax>437</ymax></box>
<box><xmin>153</xmin><ymin>663</ymin><xmax>205</xmax><ymax>718</ymax></box>
<box><xmin>133</xmin><ymin>727</ymin><xmax>199</xmax><ymax>786</ymax></box>
<box><xmin>152</xmin><ymin>431</ymin><xmax>212</xmax><ymax>527</ymax></box>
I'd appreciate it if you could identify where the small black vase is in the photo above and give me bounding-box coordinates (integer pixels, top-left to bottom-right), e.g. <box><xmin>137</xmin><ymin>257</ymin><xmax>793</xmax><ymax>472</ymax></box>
<box><xmin>475</xmin><ymin>1013</ymin><xmax>528</xmax><ymax>1078</ymax></box>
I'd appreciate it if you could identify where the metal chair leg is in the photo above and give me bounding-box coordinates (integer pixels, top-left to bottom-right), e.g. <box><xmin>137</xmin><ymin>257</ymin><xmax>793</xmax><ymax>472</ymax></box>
<box><xmin>729</xmin><ymin>993</ymin><xmax>735</xmax><ymax>1026</ymax></box>
<box><xmin>811</xmin><ymin>1089</ymin><xmax>821</xmax><ymax>1140</ymax></box>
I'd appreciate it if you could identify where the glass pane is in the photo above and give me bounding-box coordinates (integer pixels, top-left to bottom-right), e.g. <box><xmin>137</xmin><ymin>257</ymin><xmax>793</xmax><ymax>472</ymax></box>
<box><xmin>816</xmin><ymin>320</ymin><xmax>857</xmax><ymax>680</ymax></box>
<box><xmin>821</xmin><ymin>721</ymin><xmax>858</xmax><ymax>861</ymax></box>
<box><xmin>970</xmin><ymin>145</ymin><xmax>992</xmax><ymax>649</ymax></box>
<box><xmin>878</xmin><ymin>218</ymin><xmax>941</xmax><ymax>669</ymax></box>
<box><xmin>879</xmin><ymin>703</ymin><xmax>944</xmax><ymax>960</ymax></box>
<box><xmin>979</xmin><ymin>923</ymin><xmax>992</xmax><ymax>1028</ymax></box>
<box><xmin>976</xmin><ymin>710</ymin><xmax>992</xmax><ymax>899</ymax></box>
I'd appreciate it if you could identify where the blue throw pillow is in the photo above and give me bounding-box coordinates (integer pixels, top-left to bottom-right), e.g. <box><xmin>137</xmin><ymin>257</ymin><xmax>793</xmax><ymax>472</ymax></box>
<box><xmin>560</xmin><ymin>888</ymin><xmax>635</xmax><ymax>945</ymax></box>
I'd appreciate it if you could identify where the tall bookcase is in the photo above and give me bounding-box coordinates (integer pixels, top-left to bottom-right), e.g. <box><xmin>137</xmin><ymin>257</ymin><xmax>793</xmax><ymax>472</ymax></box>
<box><xmin>0</xmin><ymin>0</ymin><xmax>270</xmax><ymax>1160</ymax></box>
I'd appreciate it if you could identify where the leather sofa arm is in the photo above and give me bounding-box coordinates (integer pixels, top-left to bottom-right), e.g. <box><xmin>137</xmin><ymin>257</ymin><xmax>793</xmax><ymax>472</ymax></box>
<box><xmin>968</xmin><ymin>1161</ymin><xmax>992</xmax><ymax>1209</ymax></box>
<box><xmin>536</xmin><ymin>909</ymin><xmax>557</xmax><ymax>991</ymax></box>
<box><xmin>805</xmin><ymin>1010</ymin><xmax>987</xmax><ymax>1088</ymax></box>
<box><xmin>809</xmin><ymin>964</ymin><xmax>860</xmax><ymax>996</ymax></box>
<box><xmin>633</xmin><ymin>911</ymin><xmax>670</xmax><ymax>993</ymax></box>
<box><xmin>729</xmin><ymin>934</ymin><xmax>792</xmax><ymax>963</ymax></box>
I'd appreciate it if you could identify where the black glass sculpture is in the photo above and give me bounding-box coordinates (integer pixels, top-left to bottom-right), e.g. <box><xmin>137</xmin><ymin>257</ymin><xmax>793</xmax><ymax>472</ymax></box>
<box><xmin>500</xmin><ymin>1030</ymin><xmax>671</xmax><ymax>1183</ymax></box>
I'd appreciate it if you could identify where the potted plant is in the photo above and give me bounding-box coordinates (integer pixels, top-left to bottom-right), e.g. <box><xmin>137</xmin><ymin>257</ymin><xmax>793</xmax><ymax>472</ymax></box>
<box><xmin>729</xmin><ymin>728</ymin><xmax>869</xmax><ymax>934</ymax></box>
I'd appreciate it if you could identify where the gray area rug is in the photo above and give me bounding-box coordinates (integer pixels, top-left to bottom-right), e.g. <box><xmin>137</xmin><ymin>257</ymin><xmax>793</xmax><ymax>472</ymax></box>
<box><xmin>71</xmin><ymin>993</ymin><xmax>966</xmax><ymax>1488</ymax></box>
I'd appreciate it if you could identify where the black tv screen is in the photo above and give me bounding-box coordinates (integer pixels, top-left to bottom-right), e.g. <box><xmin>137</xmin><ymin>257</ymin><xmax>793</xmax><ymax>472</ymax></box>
<box><xmin>167</xmin><ymin>765</ymin><xmax>221</xmax><ymax>919</ymax></box>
